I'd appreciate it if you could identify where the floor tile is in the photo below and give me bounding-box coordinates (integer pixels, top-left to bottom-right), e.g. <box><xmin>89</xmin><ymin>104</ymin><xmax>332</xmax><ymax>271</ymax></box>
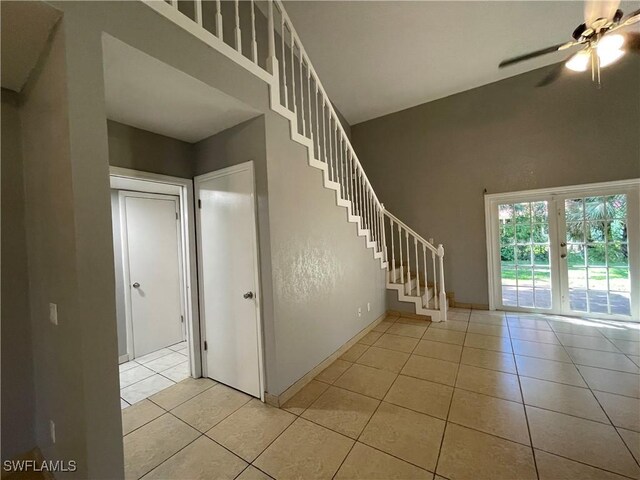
<box><xmin>167</xmin><ymin>341</ymin><xmax>187</xmax><ymax>352</ymax></box>
<box><xmin>602</xmin><ymin>328</ymin><xmax>640</xmax><ymax>342</ymax></box>
<box><xmin>207</xmin><ymin>399</ymin><xmax>296</xmax><ymax>462</ymax></box>
<box><xmin>385</xmin><ymin>322</ymin><xmax>428</xmax><ymax>339</ymax></box>
<box><xmin>334</xmin><ymin>363</ymin><xmax>397</xmax><ymax>399</ymax></box>
<box><xmin>630</xmin><ymin>354</ymin><xmax>640</xmax><ymax>368</ymax></box>
<box><xmin>618</xmin><ymin>427</ymin><xmax>640</xmax><ymax>463</ymax></box>
<box><xmin>121</xmin><ymin>398</ymin><xmax>130</xmax><ymax>409</ymax></box>
<box><xmin>526</xmin><ymin>406</ymin><xmax>640</xmax><ymax>478</ymax></box>
<box><xmin>372</xmin><ymin>333</ymin><xmax>419</xmax><ymax>353</ymax></box>
<box><xmin>401</xmin><ymin>355</ymin><xmax>458</xmax><ymax>386</ymax></box>
<box><xmin>160</xmin><ymin>362</ymin><xmax>190</xmax><ymax>383</ymax></box>
<box><xmin>373</xmin><ymin>320</ymin><xmax>395</xmax><ymax>333</ymax></box>
<box><xmin>340</xmin><ymin>343</ymin><xmax>369</xmax><ymax>362</ymax></box>
<box><xmin>506</xmin><ymin>318</ymin><xmax>552</xmax><ymax>331</ymax></box>
<box><xmin>144</xmin><ymin>352</ymin><xmax>188</xmax><ymax>373</ymax></box>
<box><xmin>577</xmin><ymin>365</ymin><xmax>640</xmax><ymax>398</ymax></box>
<box><xmin>123</xmin><ymin>413</ymin><xmax>199</xmax><ymax>480</ymax></box>
<box><xmin>396</xmin><ymin>316</ymin><xmax>431</xmax><ymax>327</ymax></box>
<box><xmin>358</xmin><ymin>331</ymin><xmax>383</xmax><ymax>346</ymax></box>
<box><xmin>519</xmin><ymin>376</ymin><xmax>608</xmax><ymax>423</ymax></box>
<box><xmin>565</xmin><ymin>346</ymin><xmax>640</xmax><ymax>373</ymax></box>
<box><xmin>593</xmin><ymin>390</ymin><xmax>640</xmax><ymax>431</ymax></box>
<box><xmin>455</xmin><ymin>364</ymin><xmax>521</xmax><ymax>402</ymax></box>
<box><xmin>236</xmin><ymin>466</ymin><xmax>273</xmax><ymax>480</ymax></box>
<box><xmin>135</xmin><ymin>348</ymin><xmax>175</xmax><ymax>364</ymax></box>
<box><xmin>548</xmin><ymin>321</ymin><xmax>608</xmax><ymax>337</ymax></box>
<box><xmin>141</xmin><ymin>436</ymin><xmax>246</xmax><ymax>479</ymax></box>
<box><xmin>468</xmin><ymin>313</ymin><xmax>506</xmax><ymax>326</ymax></box>
<box><xmin>120</xmin><ymin>361</ymin><xmax>139</xmax><ymax>373</ymax></box>
<box><xmin>254</xmin><ymin>418</ymin><xmax>353</xmax><ymax>480</ymax></box>
<box><xmin>281</xmin><ymin>380</ymin><xmax>329</xmax><ymax>415</ymax></box>
<box><xmin>534</xmin><ymin>449</ymin><xmax>630</xmax><ymax>480</ymax></box>
<box><xmin>437</xmin><ymin>423</ymin><xmax>536</xmax><ymax>480</ymax></box>
<box><xmin>511</xmin><ymin>339</ymin><xmax>572</xmax><ymax>363</ymax></box>
<box><xmin>360</xmin><ymin>402</ymin><xmax>445</xmax><ymax>471</ymax></box>
<box><xmin>609</xmin><ymin>338</ymin><xmax>640</xmax><ymax>355</ymax></box>
<box><xmin>356</xmin><ymin>346</ymin><xmax>410</xmax><ymax>373</ymax></box>
<box><xmin>464</xmin><ymin>333</ymin><xmax>512</xmax><ymax>353</ymax></box>
<box><xmin>466</xmin><ymin>322</ymin><xmax>509</xmax><ymax>337</ymax></box>
<box><xmin>509</xmin><ymin>327</ymin><xmax>560</xmax><ymax>345</ymax></box>
<box><xmin>149</xmin><ymin>377</ymin><xmax>217</xmax><ymax>410</ymax></box>
<box><xmin>430</xmin><ymin>319</ymin><xmax>468</xmax><ymax>331</ymax></box>
<box><xmin>384</xmin><ymin>374</ymin><xmax>453</xmax><ymax>419</ymax></box>
<box><xmin>316</xmin><ymin>360</ymin><xmax>353</xmax><ymax>384</ymax></box>
<box><xmin>460</xmin><ymin>347</ymin><xmax>516</xmax><ymax>374</ymax></box>
<box><xmin>120</xmin><ymin>364</ymin><xmax>156</xmax><ymax>389</ymax></box>
<box><xmin>515</xmin><ymin>355</ymin><xmax>586</xmax><ymax>387</ymax></box>
<box><xmin>448</xmin><ymin>389</ymin><xmax>529</xmax><ymax>444</ymax></box>
<box><xmin>422</xmin><ymin>328</ymin><xmax>465</xmax><ymax>345</ymax></box>
<box><xmin>171</xmin><ymin>384</ymin><xmax>251</xmax><ymax>432</ymax></box>
<box><xmin>121</xmin><ymin>399</ymin><xmax>165</xmax><ymax>436</ymax></box>
<box><xmin>301</xmin><ymin>386</ymin><xmax>379</xmax><ymax>439</ymax></box>
<box><xmin>555</xmin><ymin>332</ymin><xmax>619</xmax><ymax>352</ymax></box>
<box><xmin>334</xmin><ymin>442</ymin><xmax>432</xmax><ymax>480</ymax></box>
<box><xmin>121</xmin><ymin>374</ymin><xmax>175</xmax><ymax>405</ymax></box>
<box><xmin>413</xmin><ymin>340</ymin><xmax>462</xmax><ymax>363</ymax></box>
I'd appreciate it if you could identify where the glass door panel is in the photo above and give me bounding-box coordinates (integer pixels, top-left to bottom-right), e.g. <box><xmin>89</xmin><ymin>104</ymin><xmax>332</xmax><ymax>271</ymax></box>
<box><xmin>562</xmin><ymin>194</ymin><xmax>631</xmax><ymax>316</ymax></box>
<box><xmin>499</xmin><ymin>201</ymin><xmax>552</xmax><ymax>310</ymax></box>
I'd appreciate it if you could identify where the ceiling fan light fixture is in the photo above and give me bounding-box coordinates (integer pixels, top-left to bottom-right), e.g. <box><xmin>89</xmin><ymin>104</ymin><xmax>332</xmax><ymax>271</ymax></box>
<box><xmin>565</xmin><ymin>50</ymin><xmax>591</xmax><ymax>72</ymax></box>
<box><xmin>597</xmin><ymin>34</ymin><xmax>626</xmax><ymax>68</ymax></box>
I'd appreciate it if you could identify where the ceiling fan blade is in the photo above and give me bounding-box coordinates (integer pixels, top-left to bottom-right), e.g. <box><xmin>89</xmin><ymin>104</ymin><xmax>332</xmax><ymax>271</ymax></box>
<box><xmin>536</xmin><ymin>62</ymin><xmax>567</xmax><ymax>87</ymax></box>
<box><xmin>499</xmin><ymin>42</ymin><xmax>573</xmax><ymax>68</ymax></box>
<box><xmin>626</xmin><ymin>31</ymin><xmax>640</xmax><ymax>53</ymax></box>
<box><xmin>622</xmin><ymin>8</ymin><xmax>640</xmax><ymax>26</ymax></box>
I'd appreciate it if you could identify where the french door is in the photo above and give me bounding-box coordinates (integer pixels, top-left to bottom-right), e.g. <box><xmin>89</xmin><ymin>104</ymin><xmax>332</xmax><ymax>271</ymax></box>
<box><xmin>486</xmin><ymin>181</ymin><xmax>639</xmax><ymax>321</ymax></box>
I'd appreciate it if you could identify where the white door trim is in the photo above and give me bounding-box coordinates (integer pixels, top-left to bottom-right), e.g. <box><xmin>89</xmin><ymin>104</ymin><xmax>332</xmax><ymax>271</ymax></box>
<box><xmin>109</xmin><ymin>167</ymin><xmax>202</xmax><ymax>378</ymax></box>
<box><xmin>485</xmin><ymin>178</ymin><xmax>640</xmax><ymax>321</ymax></box>
<box><xmin>194</xmin><ymin>160</ymin><xmax>265</xmax><ymax>401</ymax></box>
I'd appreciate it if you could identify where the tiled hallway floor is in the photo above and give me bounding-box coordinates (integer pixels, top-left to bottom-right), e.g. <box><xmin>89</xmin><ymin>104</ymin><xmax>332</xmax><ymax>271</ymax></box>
<box><xmin>121</xmin><ymin>310</ymin><xmax>640</xmax><ymax>479</ymax></box>
<box><xmin>119</xmin><ymin>341</ymin><xmax>189</xmax><ymax>408</ymax></box>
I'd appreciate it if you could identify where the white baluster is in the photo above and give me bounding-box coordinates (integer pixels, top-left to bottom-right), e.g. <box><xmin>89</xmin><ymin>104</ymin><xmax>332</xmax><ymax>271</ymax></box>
<box><xmin>267</xmin><ymin>0</ymin><xmax>276</xmax><ymax>74</ymax></box>
<box><xmin>322</xmin><ymin>100</ymin><xmax>327</xmax><ymax>165</ymax></box>
<box><xmin>341</xmin><ymin>139</ymin><xmax>346</xmax><ymax>199</ymax></box>
<box><xmin>328</xmin><ymin>115</ymin><xmax>333</xmax><ymax>180</ymax></box>
<box><xmin>430</xmin><ymin>237</ymin><xmax>438</xmax><ymax>309</ymax></box>
<box><xmin>306</xmin><ymin>62</ymin><xmax>312</xmax><ymax>140</ymax></box>
<box><xmin>334</xmin><ymin>122</ymin><xmax>339</xmax><ymax>183</ymax></box>
<box><xmin>390</xmin><ymin>217</ymin><xmax>395</xmax><ymax>279</ymax></box>
<box><xmin>398</xmin><ymin>224</ymin><xmax>405</xmax><ymax>286</ymax></box>
<box><xmin>438</xmin><ymin>244</ymin><xmax>447</xmax><ymax>321</ymax></box>
<box><xmin>250</xmin><ymin>0</ymin><xmax>258</xmax><ymax>63</ymax></box>
<box><xmin>290</xmin><ymin>32</ymin><xmax>296</xmax><ymax>115</ymax></box>
<box><xmin>299</xmin><ymin>54</ymin><xmax>305</xmax><ymax>136</ymax></box>
<box><xmin>194</xmin><ymin>0</ymin><xmax>203</xmax><ymax>25</ymax></box>
<box><xmin>234</xmin><ymin>0</ymin><xmax>242</xmax><ymax>53</ymax></box>
<box><xmin>315</xmin><ymin>82</ymin><xmax>320</xmax><ymax>159</ymax></box>
<box><xmin>216</xmin><ymin>0</ymin><xmax>223</xmax><ymax>38</ymax></box>
<box><xmin>414</xmin><ymin>238</ymin><xmax>420</xmax><ymax>298</ymax></box>
<box><xmin>405</xmin><ymin>230</ymin><xmax>410</xmax><ymax>294</ymax></box>
<box><xmin>170</xmin><ymin>0</ymin><xmax>178</xmax><ymax>7</ymax></box>
<box><xmin>422</xmin><ymin>244</ymin><xmax>428</xmax><ymax>306</ymax></box>
<box><xmin>280</xmin><ymin>17</ymin><xmax>288</xmax><ymax>108</ymax></box>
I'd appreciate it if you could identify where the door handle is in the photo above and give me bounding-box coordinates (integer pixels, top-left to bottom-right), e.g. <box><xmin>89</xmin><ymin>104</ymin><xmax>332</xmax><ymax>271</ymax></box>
<box><xmin>243</xmin><ymin>291</ymin><xmax>254</xmax><ymax>299</ymax></box>
<box><xmin>132</xmin><ymin>282</ymin><xmax>141</xmax><ymax>288</ymax></box>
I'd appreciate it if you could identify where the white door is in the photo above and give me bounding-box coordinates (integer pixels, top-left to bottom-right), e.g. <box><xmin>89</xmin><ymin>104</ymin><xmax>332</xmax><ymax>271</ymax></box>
<box><xmin>487</xmin><ymin>181</ymin><xmax>639</xmax><ymax>321</ymax></box>
<box><xmin>196</xmin><ymin>161</ymin><xmax>263</xmax><ymax>398</ymax></box>
<box><xmin>121</xmin><ymin>192</ymin><xmax>184</xmax><ymax>357</ymax></box>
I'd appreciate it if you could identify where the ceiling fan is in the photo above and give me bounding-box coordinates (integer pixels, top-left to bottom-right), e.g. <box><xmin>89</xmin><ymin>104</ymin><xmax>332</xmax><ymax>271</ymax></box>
<box><xmin>499</xmin><ymin>0</ymin><xmax>640</xmax><ymax>87</ymax></box>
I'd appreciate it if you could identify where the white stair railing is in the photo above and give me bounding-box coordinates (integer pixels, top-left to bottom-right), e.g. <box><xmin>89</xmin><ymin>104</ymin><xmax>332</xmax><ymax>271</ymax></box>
<box><xmin>144</xmin><ymin>0</ymin><xmax>447</xmax><ymax>321</ymax></box>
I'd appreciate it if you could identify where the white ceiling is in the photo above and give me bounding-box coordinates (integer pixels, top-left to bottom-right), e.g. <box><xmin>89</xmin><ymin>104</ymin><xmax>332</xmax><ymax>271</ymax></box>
<box><xmin>1</xmin><ymin>1</ymin><xmax>61</xmax><ymax>92</ymax></box>
<box><xmin>285</xmin><ymin>1</ymin><xmax>640</xmax><ymax>125</ymax></box>
<box><xmin>102</xmin><ymin>36</ymin><xmax>261</xmax><ymax>143</ymax></box>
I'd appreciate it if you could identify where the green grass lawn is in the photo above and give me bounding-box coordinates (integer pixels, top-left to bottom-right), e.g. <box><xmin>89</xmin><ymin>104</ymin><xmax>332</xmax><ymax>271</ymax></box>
<box><xmin>501</xmin><ymin>266</ymin><xmax>628</xmax><ymax>281</ymax></box>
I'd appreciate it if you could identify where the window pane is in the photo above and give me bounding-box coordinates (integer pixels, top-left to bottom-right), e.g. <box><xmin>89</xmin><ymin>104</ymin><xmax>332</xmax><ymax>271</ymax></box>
<box><xmin>569</xmin><ymin>289</ymin><xmax>587</xmax><ymax>312</ymax></box>
<box><xmin>568</xmin><ymin>268</ymin><xmax>587</xmax><ymax>289</ymax></box>
<box><xmin>532</xmin><ymin>223</ymin><xmax>549</xmax><ymax>243</ymax></box>
<box><xmin>607</xmin><ymin>242</ymin><xmax>628</xmax><ymax>266</ymax></box>
<box><xmin>516</xmin><ymin>225</ymin><xmax>531</xmax><ymax>244</ymax></box>
<box><xmin>588</xmin><ymin>291</ymin><xmax>608</xmax><ymax>314</ymax></box>
<box><xmin>610</xmin><ymin>220</ymin><xmax>627</xmax><ymax>242</ymax></box>
<box><xmin>499</xmin><ymin>204</ymin><xmax>514</xmax><ymax>223</ymax></box>
<box><xmin>609</xmin><ymin>267</ymin><xmax>629</xmax><ymax>293</ymax></box>
<box><xmin>532</xmin><ymin>202</ymin><xmax>548</xmax><ymax>222</ymax></box>
<box><xmin>567</xmin><ymin>245</ymin><xmax>585</xmax><ymax>267</ymax></box>
<box><xmin>610</xmin><ymin>293</ymin><xmax>631</xmax><ymax>316</ymax></box>
<box><xmin>565</xmin><ymin>198</ymin><xmax>583</xmax><ymax>220</ymax></box>
<box><xmin>515</xmin><ymin>203</ymin><xmax>531</xmax><ymax>224</ymax></box>
<box><xmin>587</xmin><ymin>221</ymin><xmax>607</xmax><ymax>243</ymax></box>
<box><xmin>605</xmin><ymin>195</ymin><xmax>626</xmax><ymax>219</ymax></box>
<box><xmin>586</xmin><ymin>244</ymin><xmax>606</xmax><ymax>267</ymax></box>
<box><xmin>587</xmin><ymin>267</ymin><xmax>608</xmax><ymax>291</ymax></box>
<box><xmin>533</xmin><ymin>246</ymin><xmax>549</xmax><ymax>266</ymax></box>
<box><xmin>518</xmin><ymin>288</ymin><xmax>534</xmax><ymax>308</ymax></box>
<box><xmin>566</xmin><ymin>222</ymin><xmax>584</xmax><ymax>243</ymax></box>
<box><xmin>534</xmin><ymin>269</ymin><xmax>551</xmax><ymax>287</ymax></box>
<box><xmin>501</xmin><ymin>246</ymin><xmax>515</xmax><ymax>265</ymax></box>
<box><xmin>534</xmin><ymin>289</ymin><xmax>551</xmax><ymax>309</ymax></box>
<box><xmin>500</xmin><ymin>225</ymin><xmax>515</xmax><ymax>245</ymax></box>
<box><xmin>516</xmin><ymin>245</ymin><xmax>532</xmax><ymax>265</ymax></box>
<box><xmin>501</xmin><ymin>267</ymin><xmax>517</xmax><ymax>286</ymax></box>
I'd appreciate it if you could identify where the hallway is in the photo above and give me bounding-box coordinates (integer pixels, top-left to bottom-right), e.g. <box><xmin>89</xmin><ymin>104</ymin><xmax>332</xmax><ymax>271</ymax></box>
<box><xmin>122</xmin><ymin>309</ymin><xmax>640</xmax><ymax>479</ymax></box>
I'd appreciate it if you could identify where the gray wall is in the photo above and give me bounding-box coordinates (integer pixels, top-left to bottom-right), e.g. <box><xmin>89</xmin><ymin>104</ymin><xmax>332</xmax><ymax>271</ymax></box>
<box><xmin>1</xmin><ymin>90</ymin><xmax>36</xmax><ymax>460</ymax></box>
<box><xmin>352</xmin><ymin>59</ymin><xmax>640</xmax><ymax>306</ymax></box>
<box><xmin>107</xmin><ymin>120</ymin><xmax>193</xmax><ymax>178</ymax></box>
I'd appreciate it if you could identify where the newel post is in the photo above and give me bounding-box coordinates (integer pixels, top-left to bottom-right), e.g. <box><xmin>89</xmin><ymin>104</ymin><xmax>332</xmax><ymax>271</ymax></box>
<box><xmin>437</xmin><ymin>244</ymin><xmax>447</xmax><ymax>322</ymax></box>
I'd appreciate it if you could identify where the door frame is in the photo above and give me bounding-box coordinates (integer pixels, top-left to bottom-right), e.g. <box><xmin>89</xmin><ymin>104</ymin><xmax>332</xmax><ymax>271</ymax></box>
<box><xmin>119</xmin><ymin>191</ymin><xmax>184</xmax><ymax>359</ymax></box>
<box><xmin>194</xmin><ymin>160</ymin><xmax>265</xmax><ymax>401</ymax></box>
<box><xmin>110</xmin><ymin>167</ymin><xmax>202</xmax><ymax>378</ymax></box>
<box><xmin>485</xmin><ymin>178</ymin><xmax>640</xmax><ymax>321</ymax></box>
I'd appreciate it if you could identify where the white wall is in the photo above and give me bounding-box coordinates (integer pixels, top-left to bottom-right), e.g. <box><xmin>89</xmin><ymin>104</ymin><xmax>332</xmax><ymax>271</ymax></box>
<box><xmin>110</xmin><ymin>191</ymin><xmax>128</xmax><ymax>358</ymax></box>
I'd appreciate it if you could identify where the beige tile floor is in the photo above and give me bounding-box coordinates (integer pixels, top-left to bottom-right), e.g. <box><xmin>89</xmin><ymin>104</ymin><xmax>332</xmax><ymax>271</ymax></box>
<box><xmin>122</xmin><ymin>310</ymin><xmax>640</xmax><ymax>479</ymax></box>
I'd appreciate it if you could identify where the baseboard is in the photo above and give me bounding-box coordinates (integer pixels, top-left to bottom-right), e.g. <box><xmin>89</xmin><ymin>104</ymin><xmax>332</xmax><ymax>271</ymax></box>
<box><xmin>451</xmin><ymin>301</ymin><xmax>490</xmax><ymax>310</ymax></box>
<box><xmin>386</xmin><ymin>309</ymin><xmax>431</xmax><ymax>321</ymax></box>
<box><xmin>264</xmin><ymin>311</ymin><xmax>389</xmax><ymax>407</ymax></box>
<box><xmin>118</xmin><ymin>354</ymin><xmax>130</xmax><ymax>364</ymax></box>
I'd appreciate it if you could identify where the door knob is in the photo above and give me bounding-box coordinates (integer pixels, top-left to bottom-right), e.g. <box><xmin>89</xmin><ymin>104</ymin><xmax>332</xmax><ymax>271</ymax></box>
<box><xmin>560</xmin><ymin>254</ymin><xmax>567</xmax><ymax>259</ymax></box>
<box><xmin>560</xmin><ymin>242</ymin><xmax>567</xmax><ymax>247</ymax></box>
<box><xmin>243</xmin><ymin>291</ymin><xmax>254</xmax><ymax>299</ymax></box>
<box><xmin>132</xmin><ymin>282</ymin><xmax>141</xmax><ymax>288</ymax></box>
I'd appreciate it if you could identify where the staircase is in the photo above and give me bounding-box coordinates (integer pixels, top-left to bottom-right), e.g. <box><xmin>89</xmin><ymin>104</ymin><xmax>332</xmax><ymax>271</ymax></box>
<box><xmin>145</xmin><ymin>0</ymin><xmax>448</xmax><ymax>321</ymax></box>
